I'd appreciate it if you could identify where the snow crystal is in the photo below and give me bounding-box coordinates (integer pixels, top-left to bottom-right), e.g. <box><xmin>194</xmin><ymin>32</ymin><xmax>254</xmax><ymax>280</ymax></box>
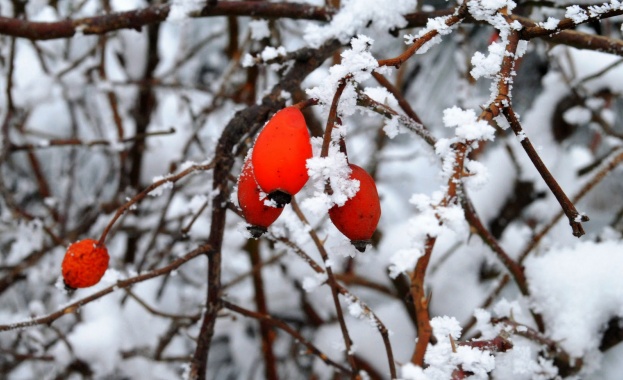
<box><xmin>306</xmin><ymin>35</ymin><xmax>378</xmax><ymax>114</ymax></box>
<box><xmin>516</xmin><ymin>131</ymin><xmax>526</xmax><ymax>141</ymax></box>
<box><xmin>468</xmin><ymin>0</ymin><xmax>516</xmax><ymax>22</ymax></box>
<box><xmin>304</xmin><ymin>0</ymin><xmax>416</xmax><ymax>47</ymax></box>
<box><xmin>348</xmin><ymin>302</ymin><xmax>365</xmax><ymax>319</ymax></box>
<box><xmin>516</xmin><ymin>40</ymin><xmax>529</xmax><ymax>58</ymax></box>
<box><xmin>525</xmin><ymin>240</ymin><xmax>623</xmax><ymax>358</ymax></box>
<box><xmin>330</xmin><ymin>238</ymin><xmax>361</xmax><ymax>258</ymax></box>
<box><xmin>474</xmin><ymin>308</ymin><xmax>502</xmax><ymax>340</ymax></box>
<box><xmin>416</xmin><ymin>35</ymin><xmax>443</xmax><ymax>55</ymax></box>
<box><xmin>492</xmin><ymin>298</ymin><xmax>522</xmax><ymax>319</ymax></box>
<box><xmin>300</xmin><ymin>191</ymin><xmax>333</xmax><ymax>215</ymax></box>
<box><xmin>260</xmin><ymin>46</ymin><xmax>286</xmax><ymax>61</ymax></box>
<box><xmin>304</xmin><ymin>145</ymin><xmax>360</xmax><ymax>212</ymax></box>
<box><xmin>383</xmin><ymin>116</ymin><xmax>401</xmax><ymax>138</ymax></box>
<box><xmin>241</xmin><ymin>53</ymin><xmax>255</xmax><ymax>68</ymax></box>
<box><xmin>464</xmin><ymin>160</ymin><xmax>490</xmax><ymax>190</ymax></box>
<box><xmin>431</xmin><ymin>315</ymin><xmax>462</xmax><ymax>340</ymax></box>
<box><xmin>438</xmin><ymin>205</ymin><xmax>469</xmax><ymax>239</ymax></box>
<box><xmin>364</xmin><ymin>87</ymin><xmax>399</xmax><ymax>109</ymax></box>
<box><xmin>471</xmin><ymin>41</ymin><xmax>505</xmax><ymax>80</ymax></box>
<box><xmin>149</xmin><ymin>175</ymin><xmax>174</xmax><ymax>196</ymax></box>
<box><xmin>389</xmin><ymin>248</ymin><xmax>422</xmax><ymax>278</ymax></box>
<box><xmin>248</xmin><ymin>19</ymin><xmax>271</xmax><ymax>41</ymax></box>
<box><xmin>563</xmin><ymin>105</ymin><xmax>592</xmax><ymax>125</ymax></box>
<box><xmin>565</xmin><ymin>5</ymin><xmax>589</xmax><ymax>23</ymax></box>
<box><xmin>400</xmin><ymin>363</ymin><xmax>429</xmax><ymax>379</ymax></box>
<box><xmin>424</xmin><ymin>316</ymin><xmax>495</xmax><ymax>379</ymax></box>
<box><xmin>442</xmin><ymin>106</ymin><xmax>495</xmax><ymax>141</ymax></box>
<box><xmin>491</xmin><ymin>345</ymin><xmax>558</xmax><ymax>379</ymax></box>
<box><xmin>302</xmin><ymin>272</ymin><xmax>328</xmax><ymax>292</ymax></box>
<box><xmin>539</xmin><ymin>17</ymin><xmax>560</xmax><ymax>30</ymax></box>
<box><xmin>424</xmin><ymin>16</ymin><xmax>454</xmax><ymax>36</ymax></box>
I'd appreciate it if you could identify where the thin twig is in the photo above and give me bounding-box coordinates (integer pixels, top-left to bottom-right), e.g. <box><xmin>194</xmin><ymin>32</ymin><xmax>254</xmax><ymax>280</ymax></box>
<box><xmin>290</xmin><ymin>199</ymin><xmax>359</xmax><ymax>376</ymax></box>
<box><xmin>503</xmin><ymin>107</ymin><xmax>588</xmax><ymax>237</ymax></box>
<box><xmin>222</xmin><ymin>300</ymin><xmax>353</xmax><ymax>375</ymax></box>
<box><xmin>0</xmin><ymin>244</ymin><xmax>211</xmax><ymax>332</ymax></box>
<box><xmin>98</xmin><ymin>162</ymin><xmax>215</xmax><ymax>246</ymax></box>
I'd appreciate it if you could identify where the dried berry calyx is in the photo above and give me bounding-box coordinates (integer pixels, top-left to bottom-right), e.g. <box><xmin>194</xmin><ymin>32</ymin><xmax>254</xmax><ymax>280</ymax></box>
<box><xmin>251</xmin><ymin>107</ymin><xmax>313</xmax><ymax>207</ymax></box>
<box><xmin>237</xmin><ymin>156</ymin><xmax>284</xmax><ymax>238</ymax></box>
<box><xmin>61</xmin><ymin>239</ymin><xmax>109</xmax><ymax>289</ymax></box>
<box><xmin>329</xmin><ymin>164</ymin><xmax>381</xmax><ymax>252</ymax></box>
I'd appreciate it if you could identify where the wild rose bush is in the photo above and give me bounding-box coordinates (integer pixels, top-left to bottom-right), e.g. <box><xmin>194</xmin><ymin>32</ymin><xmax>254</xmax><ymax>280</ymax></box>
<box><xmin>2</xmin><ymin>0</ymin><xmax>623</xmax><ymax>379</ymax></box>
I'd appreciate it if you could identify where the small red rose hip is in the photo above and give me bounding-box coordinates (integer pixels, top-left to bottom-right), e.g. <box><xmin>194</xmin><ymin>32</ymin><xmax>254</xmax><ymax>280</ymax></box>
<box><xmin>237</xmin><ymin>157</ymin><xmax>284</xmax><ymax>238</ymax></box>
<box><xmin>61</xmin><ymin>239</ymin><xmax>109</xmax><ymax>289</ymax></box>
<box><xmin>329</xmin><ymin>164</ymin><xmax>381</xmax><ymax>252</ymax></box>
<box><xmin>251</xmin><ymin>107</ymin><xmax>313</xmax><ymax>207</ymax></box>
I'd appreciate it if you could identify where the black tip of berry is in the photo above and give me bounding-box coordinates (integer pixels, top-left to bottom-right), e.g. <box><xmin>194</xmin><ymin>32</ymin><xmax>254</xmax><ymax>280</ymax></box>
<box><xmin>351</xmin><ymin>240</ymin><xmax>371</xmax><ymax>252</ymax></box>
<box><xmin>63</xmin><ymin>280</ymin><xmax>76</xmax><ymax>292</ymax></box>
<box><xmin>268</xmin><ymin>190</ymin><xmax>291</xmax><ymax>208</ymax></box>
<box><xmin>247</xmin><ymin>225</ymin><xmax>267</xmax><ymax>238</ymax></box>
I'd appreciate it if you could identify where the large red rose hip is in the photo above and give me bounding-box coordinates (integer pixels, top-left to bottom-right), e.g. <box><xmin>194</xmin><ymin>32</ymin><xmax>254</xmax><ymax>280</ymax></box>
<box><xmin>251</xmin><ymin>107</ymin><xmax>313</xmax><ymax>207</ymax></box>
<box><xmin>329</xmin><ymin>164</ymin><xmax>381</xmax><ymax>252</ymax></box>
<box><xmin>61</xmin><ymin>239</ymin><xmax>109</xmax><ymax>289</ymax></box>
<box><xmin>237</xmin><ymin>157</ymin><xmax>284</xmax><ymax>238</ymax></box>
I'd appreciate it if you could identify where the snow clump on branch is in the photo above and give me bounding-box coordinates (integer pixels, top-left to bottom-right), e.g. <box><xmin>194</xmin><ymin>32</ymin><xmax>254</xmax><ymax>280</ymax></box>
<box><xmin>307</xmin><ymin>35</ymin><xmax>378</xmax><ymax>116</ymax></box>
<box><xmin>304</xmin><ymin>0</ymin><xmax>417</xmax><ymax>48</ymax></box>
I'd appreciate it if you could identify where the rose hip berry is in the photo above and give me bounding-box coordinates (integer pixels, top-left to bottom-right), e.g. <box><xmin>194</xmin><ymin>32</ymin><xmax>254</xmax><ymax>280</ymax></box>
<box><xmin>329</xmin><ymin>164</ymin><xmax>381</xmax><ymax>252</ymax></box>
<box><xmin>237</xmin><ymin>156</ymin><xmax>284</xmax><ymax>237</ymax></box>
<box><xmin>251</xmin><ymin>107</ymin><xmax>313</xmax><ymax>207</ymax></box>
<box><xmin>61</xmin><ymin>239</ymin><xmax>109</xmax><ymax>289</ymax></box>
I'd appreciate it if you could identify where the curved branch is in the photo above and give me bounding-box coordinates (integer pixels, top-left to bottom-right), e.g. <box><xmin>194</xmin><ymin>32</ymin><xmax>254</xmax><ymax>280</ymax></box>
<box><xmin>0</xmin><ymin>2</ymin><xmax>331</xmax><ymax>40</ymax></box>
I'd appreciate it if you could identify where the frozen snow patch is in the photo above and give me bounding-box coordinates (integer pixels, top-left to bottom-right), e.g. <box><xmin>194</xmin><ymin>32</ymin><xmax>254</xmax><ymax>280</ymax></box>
<box><xmin>525</xmin><ymin>239</ymin><xmax>623</xmax><ymax>358</ymax></box>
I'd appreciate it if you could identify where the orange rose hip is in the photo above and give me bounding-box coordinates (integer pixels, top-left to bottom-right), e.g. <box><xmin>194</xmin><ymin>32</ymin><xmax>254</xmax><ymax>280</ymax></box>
<box><xmin>329</xmin><ymin>164</ymin><xmax>381</xmax><ymax>252</ymax></box>
<box><xmin>237</xmin><ymin>157</ymin><xmax>284</xmax><ymax>237</ymax></box>
<box><xmin>251</xmin><ymin>107</ymin><xmax>313</xmax><ymax>207</ymax></box>
<box><xmin>61</xmin><ymin>239</ymin><xmax>109</xmax><ymax>289</ymax></box>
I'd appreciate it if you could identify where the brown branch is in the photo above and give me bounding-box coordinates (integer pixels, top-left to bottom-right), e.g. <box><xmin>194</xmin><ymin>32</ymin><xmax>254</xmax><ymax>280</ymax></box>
<box><xmin>0</xmin><ymin>243</ymin><xmax>211</xmax><ymax>332</ymax></box>
<box><xmin>0</xmin><ymin>2</ymin><xmax>332</xmax><ymax>40</ymax></box>
<box><xmin>245</xmin><ymin>239</ymin><xmax>279</xmax><ymax>380</ymax></box>
<box><xmin>98</xmin><ymin>162</ymin><xmax>215</xmax><ymax>246</ymax></box>
<box><xmin>290</xmin><ymin>199</ymin><xmax>359</xmax><ymax>376</ymax></box>
<box><xmin>320</xmin><ymin>76</ymin><xmax>349</xmax><ymax>159</ymax></box>
<box><xmin>492</xmin><ymin>317</ymin><xmax>581</xmax><ymax>376</ymax></box>
<box><xmin>222</xmin><ymin>300</ymin><xmax>353</xmax><ymax>375</ymax></box>
<box><xmin>458</xmin><ymin>333</ymin><xmax>513</xmax><ymax>353</ymax></box>
<box><xmin>189</xmin><ymin>40</ymin><xmax>341</xmax><ymax>380</ymax></box>
<box><xmin>519</xmin><ymin>147</ymin><xmax>623</xmax><ymax>262</ymax></box>
<box><xmin>378</xmin><ymin>4</ymin><xmax>467</xmax><ymax>68</ymax></box>
<box><xmin>502</xmin><ymin>107</ymin><xmax>588</xmax><ymax>237</ymax></box>
<box><xmin>8</xmin><ymin>128</ymin><xmax>175</xmax><ymax>152</ymax></box>
<box><xmin>461</xmin><ymin>197</ymin><xmax>528</xmax><ymax>296</ymax></box>
<box><xmin>410</xmin><ymin>236</ymin><xmax>436</xmax><ymax>366</ymax></box>
<box><xmin>371</xmin><ymin>71</ymin><xmax>423</xmax><ymax>124</ymax></box>
<box><xmin>268</xmin><ymin>235</ymin><xmax>397</xmax><ymax>378</ymax></box>
<box><xmin>355</xmin><ymin>91</ymin><xmax>436</xmax><ymax>146</ymax></box>
<box><xmin>520</xmin><ymin>8</ymin><xmax>623</xmax><ymax>40</ymax></box>
<box><xmin>334</xmin><ymin>284</ymin><xmax>398</xmax><ymax>379</ymax></box>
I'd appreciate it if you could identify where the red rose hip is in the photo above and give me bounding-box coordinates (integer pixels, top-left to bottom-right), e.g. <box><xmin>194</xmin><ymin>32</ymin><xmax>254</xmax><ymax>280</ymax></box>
<box><xmin>329</xmin><ymin>164</ymin><xmax>381</xmax><ymax>252</ymax></box>
<box><xmin>61</xmin><ymin>239</ymin><xmax>109</xmax><ymax>289</ymax></box>
<box><xmin>237</xmin><ymin>157</ymin><xmax>284</xmax><ymax>237</ymax></box>
<box><xmin>251</xmin><ymin>107</ymin><xmax>313</xmax><ymax>207</ymax></box>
